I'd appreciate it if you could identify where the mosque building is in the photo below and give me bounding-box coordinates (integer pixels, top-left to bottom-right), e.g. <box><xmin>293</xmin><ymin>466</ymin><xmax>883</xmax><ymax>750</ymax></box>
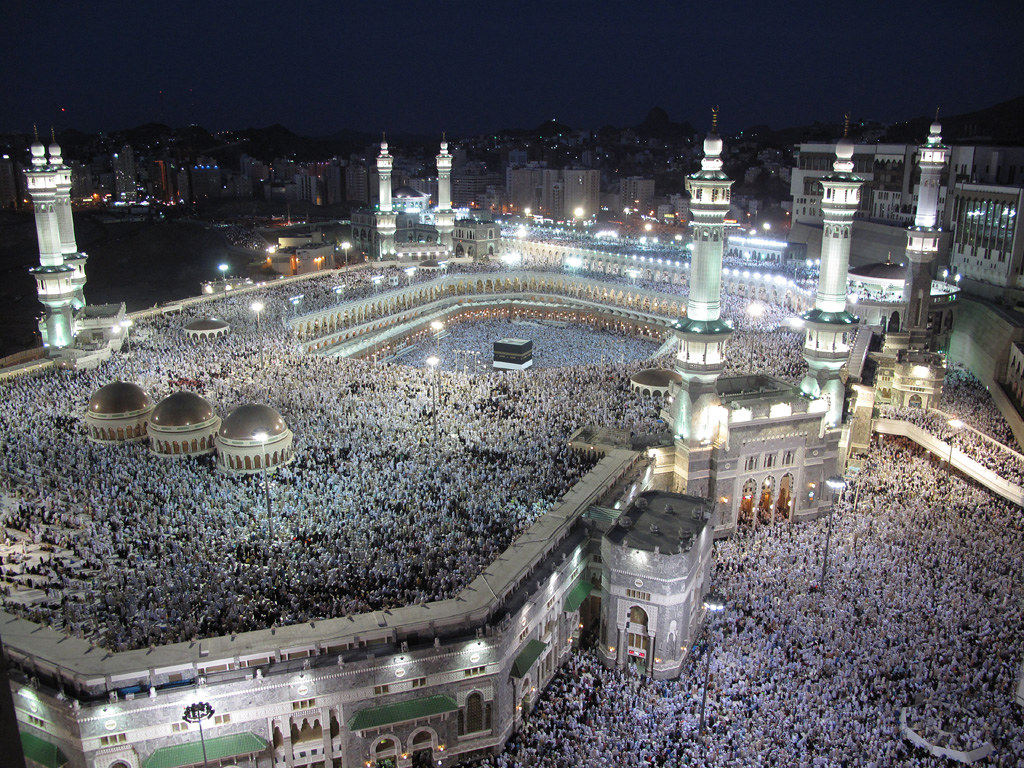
<box><xmin>661</xmin><ymin>113</ymin><xmax>841</xmax><ymax>530</ymax></box>
<box><xmin>350</xmin><ymin>137</ymin><xmax>493</xmax><ymax>262</ymax></box>
<box><xmin>3</xmin><ymin>119</ymin><xmax>967</xmax><ymax>768</ymax></box>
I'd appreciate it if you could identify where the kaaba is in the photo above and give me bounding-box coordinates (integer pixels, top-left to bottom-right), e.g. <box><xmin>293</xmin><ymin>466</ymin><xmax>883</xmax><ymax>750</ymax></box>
<box><xmin>492</xmin><ymin>338</ymin><xmax>533</xmax><ymax>370</ymax></box>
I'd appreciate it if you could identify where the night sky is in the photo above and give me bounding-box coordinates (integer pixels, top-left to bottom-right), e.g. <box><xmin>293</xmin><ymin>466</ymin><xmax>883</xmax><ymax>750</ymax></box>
<box><xmin>4</xmin><ymin>0</ymin><xmax>1022</xmax><ymax>137</ymax></box>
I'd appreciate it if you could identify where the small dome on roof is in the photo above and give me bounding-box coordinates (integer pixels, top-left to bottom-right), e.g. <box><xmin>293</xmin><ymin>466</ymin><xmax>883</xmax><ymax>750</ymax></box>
<box><xmin>88</xmin><ymin>382</ymin><xmax>152</xmax><ymax>415</ymax></box>
<box><xmin>219</xmin><ymin>404</ymin><xmax>288</xmax><ymax>442</ymax></box>
<box><xmin>631</xmin><ymin>368</ymin><xmax>683</xmax><ymax>388</ymax></box>
<box><xmin>185</xmin><ymin>317</ymin><xmax>230</xmax><ymax>332</ymax></box>
<box><xmin>848</xmin><ymin>262</ymin><xmax>905</xmax><ymax>281</ymax></box>
<box><xmin>393</xmin><ymin>185</ymin><xmax>428</xmax><ymax>199</ymax></box>
<box><xmin>151</xmin><ymin>391</ymin><xmax>215</xmax><ymax>428</ymax></box>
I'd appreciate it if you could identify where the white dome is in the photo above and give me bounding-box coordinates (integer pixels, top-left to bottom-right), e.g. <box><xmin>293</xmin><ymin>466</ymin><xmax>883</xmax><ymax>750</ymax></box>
<box><xmin>219</xmin><ymin>404</ymin><xmax>288</xmax><ymax>442</ymax></box>
<box><xmin>88</xmin><ymin>382</ymin><xmax>152</xmax><ymax>416</ymax></box>
<box><xmin>151</xmin><ymin>391</ymin><xmax>216</xmax><ymax>428</ymax></box>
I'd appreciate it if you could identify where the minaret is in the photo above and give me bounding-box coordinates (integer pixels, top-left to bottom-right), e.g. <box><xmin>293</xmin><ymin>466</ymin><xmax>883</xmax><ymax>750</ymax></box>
<box><xmin>48</xmin><ymin>132</ymin><xmax>87</xmax><ymax>309</ymax></box>
<box><xmin>902</xmin><ymin>115</ymin><xmax>948</xmax><ymax>348</ymax></box>
<box><xmin>670</xmin><ymin>109</ymin><xmax>733</xmax><ymax>497</ymax></box>
<box><xmin>800</xmin><ymin>118</ymin><xmax>862</xmax><ymax>426</ymax></box>
<box><xmin>374</xmin><ymin>136</ymin><xmax>397</xmax><ymax>259</ymax></box>
<box><xmin>25</xmin><ymin>130</ymin><xmax>75</xmax><ymax>353</ymax></box>
<box><xmin>434</xmin><ymin>135</ymin><xmax>455</xmax><ymax>253</ymax></box>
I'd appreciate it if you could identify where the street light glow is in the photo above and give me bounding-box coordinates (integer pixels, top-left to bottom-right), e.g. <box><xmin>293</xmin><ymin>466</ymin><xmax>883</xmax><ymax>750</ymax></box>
<box><xmin>250</xmin><ymin>301</ymin><xmax>264</xmax><ymax>313</ymax></box>
<box><xmin>703</xmin><ymin>595</ymin><xmax>725</xmax><ymax>612</ymax></box>
<box><xmin>426</xmin><ymin>355</ymin><xmax>439</xmax><ymax>368</ymax></box>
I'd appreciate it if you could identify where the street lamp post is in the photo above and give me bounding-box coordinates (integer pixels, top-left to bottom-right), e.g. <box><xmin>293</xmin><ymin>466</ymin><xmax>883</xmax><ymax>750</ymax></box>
<box><xmin>120</xmin><ymin>318</ymin><xmax>133</xmax><ymax>354</ymax></box>
<box><xmin>253</xmin><ymin>431</ymin><xmax>273</xmax><ymax>540</ymax></box>
<box><xmin>341</xmin><ymin>241</ymin><xmax>351</xmax><ymax>270</ymax></box>
<box><xmin>698</xmin><ymin>595</ymin><xmax>725</xmax><ymax>736</ymax></box>
<box><xmin>426</xmin><ymin>355</ymin><xmax>439</xmax><ymax>443</ymax></box>
<box><xmin>218</xmin><ymin>263</ymin><xmax>229</xmax><ymax>280</ymax></box>
<box><xmin>251</xmin><ymin>301</ymin><xmax>264</xmax><ymax>370</ymax></box>
<box><xmin>182</xmin><ymin>701</ymin><xmax>215</xmax><ymax>768</ymax></box>
<box><xmin>821</xmin><ymin>475</ymin><xmax>847</xmax><ymax>589</ymax></box>
<box><xmin>947</xmin><ymin>418</ymin><xmax>964</xmax><ymax>469</ymax></box>
<box><xmin>430</xmin><ymin>320</ymin><xmax>444</xmax><ymax>354</ymax></box>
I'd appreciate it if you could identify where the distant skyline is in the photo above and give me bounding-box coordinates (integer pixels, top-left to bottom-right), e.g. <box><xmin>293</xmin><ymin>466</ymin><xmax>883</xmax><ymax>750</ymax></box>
<box><xmin>4</xmin><ymin>0</ymin><xmax>1022</xmax><ymax>137</ymax></box>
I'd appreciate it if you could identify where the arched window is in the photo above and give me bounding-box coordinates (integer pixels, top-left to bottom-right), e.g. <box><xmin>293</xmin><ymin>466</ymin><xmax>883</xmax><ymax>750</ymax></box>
<box><xmin>466</xmin><ymin>692</ymin><xmax>484</xmax><ymax>733</ymax></box>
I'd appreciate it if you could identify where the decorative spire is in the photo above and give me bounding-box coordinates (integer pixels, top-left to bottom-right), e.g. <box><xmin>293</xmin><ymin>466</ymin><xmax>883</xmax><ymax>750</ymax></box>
<box><xmin>711</xmin><ymin>106</ymin><xmax>719</xmax><ymax>135</ymax></box>
<box><xmin>30</xmin><ymin>123</ymin><xmax>46</xmax><ymax>165</ymax></box>
<box><xmin>843</xmin><ymin>113</ymin><xmax>850</xmax><ymax>138</ymax></box>
<box><xmin>927</xmin><ymin>108</ymin><xmax>944</xmax><ymax>146</ymax></box>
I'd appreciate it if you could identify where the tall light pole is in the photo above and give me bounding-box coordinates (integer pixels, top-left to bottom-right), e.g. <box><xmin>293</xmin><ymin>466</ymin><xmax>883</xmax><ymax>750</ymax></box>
<box><xmin>698</xmin><ymin>594</ymin><xmax>725</xmax><ymax>736</ymax></box>
<box><xmin>253</xmin><ymin>431</ymin><xmax>273</xmax><ymax>540</ymax></box>
<box><xmin>120</xmin><ymin>318</ymin><xmax>133</xmax><ymax>355</ymax></box>
<box><xmin>430</xmin><ymin>320</ymin><xmax>444</xmax><ymax>354</ymax></box>
<box><xmin>426</xmin><ymin>355</ymin><xmax>439</xmax><ymax>444</ymax></box>
<box><xmin>821</xmin><ymin>475</ymin><xmax>847</xmax><ymax>589</ymax></box>
<box><xmin>341</xmin><ymin>241</ymin><xmax>351</xmax><ymax>269</ymax></box>
<box><xmin>251</xmin><ymin>301</ymin><xmax>264</xmax><ymax>370</ymax></box>
<box><xmin>947</xmin><ymin>418</ymin><xmax>964</xmax><ymax>468</ymax></box>
<box><xmin>218</xmin><ymin>263</ymin><xmax>229</xmax><ymax>280</ymax></box>
<box><xmin>182</xmin><ymin>701</ymin><xmax>215</xmax><ymax>768</ymax></box>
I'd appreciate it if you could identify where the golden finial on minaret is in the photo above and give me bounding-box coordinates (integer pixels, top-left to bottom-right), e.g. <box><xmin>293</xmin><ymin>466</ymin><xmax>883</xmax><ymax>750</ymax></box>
<box><xmin>33</xmin><ymin>124</ymin><xmax>39</xmax><ymax>142</ymax></box>
<box><xmin>843</xmin><ymin>113</ymin><xmax>850</xmax><ymax>138</ymax></box>
<box><xmin>935</xmin><ymin>106</ymin><xmax>940</xmax><ymax>121</ymax></box>
<box><xmin>711</xmin><ymin>106</ymin><xmax>719</xmax><ymax>134</ymax></box>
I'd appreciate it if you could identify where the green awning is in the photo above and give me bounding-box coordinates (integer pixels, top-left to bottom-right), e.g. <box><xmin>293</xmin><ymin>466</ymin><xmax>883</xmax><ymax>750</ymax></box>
<box><xmin>20</xmin><ymin>732</ymin><xmax>68</xmax><ymax>768</ymax></box>
<box><xmin>563</xmin><ymin>580</ymin><xmax>596</xmax><ymax>613</ymax></box>
<box><xmin>511</xmin><ymin>639</ymin><xmax>548</xmax><ymax>679</ymax></box>
<box><xmin>348</xmin><ymin>694</ymin><xmax>458</xmax><ymax>732</ymax></box>
<box><xmin>142</xmin><ymin>732</ymin><xmax>267</xmax><ymax>768</ymax></box>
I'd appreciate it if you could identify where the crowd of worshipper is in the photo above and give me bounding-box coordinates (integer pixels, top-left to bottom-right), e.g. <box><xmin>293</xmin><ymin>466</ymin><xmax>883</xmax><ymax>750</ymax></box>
<box><xmin>221</xmin><ymin>224</ymin><xmax>268</xmax><ymax>250</ymax></box>
<box><xmin>0</xmin><ymin>262</ymin><xmax>690</xmax><ymax>650</ymax></box>
<box><xmin>877</xmin><ymin>364</ymin><xmax>1024</xmax><ymax>487</ymax></box>
<box><xmin>940</xmin><ymin>365</ymin><xmax>1017</xmax><ymax>445</ymax></box>
<box><xmin>460</xmin><ymin>437</ymin><xmax>1024</xmax><ymax>768</ymax></box>
<box><xmin>506</xmin><ymin>223</ymin><xmax>819</xmax><ymax>286</ymax></box>
<box><xmin>878</xmin><ymin>406</ymin><xmax>1024</xmax><ymax>487</ymax></box>
<box><xmin>400</xmin><ymin>319</ymin><xmax>662</xmax><ymax>372</ymax></box>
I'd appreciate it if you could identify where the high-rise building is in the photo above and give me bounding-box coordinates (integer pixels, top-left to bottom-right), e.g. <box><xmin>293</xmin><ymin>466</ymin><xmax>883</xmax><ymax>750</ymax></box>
<box><xmin>0</xmin><ymin>154</ymin><xmax>19</xmax><ymax>209</ymax></box>
<box><xmin>112</xmin><ymin>145</ymin><xmax>138</xmax><ymax>202</ymax></box>
<box><xmin>345</xmin><ymin>158</ymin><xmax>369</xmax><ymax>204</ymax></box>
<box><xmin>620</xmin><ymin>176</ymin><xmax>655</xmax><ymax>214</ymax></box>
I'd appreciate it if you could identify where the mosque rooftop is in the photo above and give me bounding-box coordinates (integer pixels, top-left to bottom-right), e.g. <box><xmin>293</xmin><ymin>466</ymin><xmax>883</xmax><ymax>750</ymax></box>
<box><xmin>605</xmin><ymin>491</ymin><xmax>710</xmax><ymax>554</ymax></box>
